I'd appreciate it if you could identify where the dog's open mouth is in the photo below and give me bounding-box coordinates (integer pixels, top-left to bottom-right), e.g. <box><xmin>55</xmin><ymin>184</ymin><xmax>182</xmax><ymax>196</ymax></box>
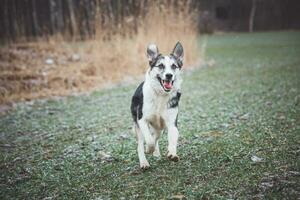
<box><xmin>157</xmin><ymin>77</ymin><xmax>174</xmax><ymax>92</ymax></box>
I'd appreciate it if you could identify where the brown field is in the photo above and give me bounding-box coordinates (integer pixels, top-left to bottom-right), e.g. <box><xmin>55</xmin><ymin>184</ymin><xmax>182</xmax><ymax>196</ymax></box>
<box><xmin>0</xmin><ymin>2</ymin><xmax>200</xmax><ymax>107</ymax></box>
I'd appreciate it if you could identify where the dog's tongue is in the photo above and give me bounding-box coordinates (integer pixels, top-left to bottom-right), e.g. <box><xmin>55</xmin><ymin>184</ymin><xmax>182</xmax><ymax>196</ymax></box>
<box><xmin>163</xmin><ymin>81</ymin><xmax>173</xmax><ymax>89</ymax></box>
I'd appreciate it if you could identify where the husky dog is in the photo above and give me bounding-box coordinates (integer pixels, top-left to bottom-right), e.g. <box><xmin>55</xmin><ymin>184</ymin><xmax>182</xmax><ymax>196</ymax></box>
<box><xmin>131</xmin><ymin>42</ymin><xmax>184</xmax><ymax>169</ymax></box>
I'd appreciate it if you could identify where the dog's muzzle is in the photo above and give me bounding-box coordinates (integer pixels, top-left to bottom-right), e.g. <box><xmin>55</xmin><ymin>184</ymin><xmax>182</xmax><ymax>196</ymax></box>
<box><xmin>157</xmin><ymin>76</ymin><xmax>174</xmax><ymax>92</ymax></box>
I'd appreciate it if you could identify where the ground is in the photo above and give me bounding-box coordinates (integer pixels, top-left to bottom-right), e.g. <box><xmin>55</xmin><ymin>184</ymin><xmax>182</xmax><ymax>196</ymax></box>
<box><xmin>0</xmin><ymin>31</ymin><xmax>299</xmax><ymax>199</ymax></box>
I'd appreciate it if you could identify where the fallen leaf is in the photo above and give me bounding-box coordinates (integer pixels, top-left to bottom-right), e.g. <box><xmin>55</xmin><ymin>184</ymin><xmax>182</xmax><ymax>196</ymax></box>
<box><xmin>240</xmin><ymin>113</ymin><xmax>250</xmax><ymax>120</ymax></box>
<box><xmin>171</xmin><ymin>194</ymin><xmax>185</xmax><ymax>199</ymax></box>
<box><xmin>45</xmin><ymin>58</ymin><xmax>54</xmax><ymax>65</ymax></box>
<box><xmin>97</xmin><ymin>151</ymin><xmax>114</xmax><ymax>162</ymax></box>
<box><xmin>119</xmin><ymin>133</ymin><xmax>129</xmax><ymax>140</ymax></box>
<box><xmin>251</xmin><ymin>155</ymin><xmax>263</xmax><ymax>163</ymax></box>
<box><xmin>70</xmin><ymin>54</ymin><xmax>81</xmax><ymax>62</ymax></box>
<box><xmin>200</xmin><ymin>131</ymin><xmax>224</xmax><ymax>138</ymax></box>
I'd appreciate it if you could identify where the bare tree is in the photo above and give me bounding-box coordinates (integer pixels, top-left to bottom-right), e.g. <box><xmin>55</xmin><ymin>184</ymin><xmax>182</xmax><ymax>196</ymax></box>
<box><xmin>3</xmin><ymin>0</ymin><xmax>10</xmax><ymax>40</ymax></box>
<box><xmin>57</xmin><ymin>0</ymin><xmax>64</xmax><ymax>32</ymax></box>
<box><xmin>32</xmin><ymin>0</ymin><xmax>40</xmax><ymax>36</ymax></box>
<box><xmin>249</xmin><ymin>0</ymin><xmax>257</xmax><ymax>32</ymax></box>
<box><xmin>12</xmin><ymin>0</ymin><xmax>21</xmax><ymax>39</ymax></box>
<box><xmin>67</xmin><ymin>0</ymin><xmax>78</xmax><ymax>38</ymax></box>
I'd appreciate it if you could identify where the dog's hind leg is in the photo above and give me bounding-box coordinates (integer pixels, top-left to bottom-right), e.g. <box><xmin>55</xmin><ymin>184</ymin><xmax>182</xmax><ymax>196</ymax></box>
<box><xmin>153</xmin><ymin>138</ymin><xmax>161</xmax><ymax>158</ymax></box>
<box><xmin>150</xmin><ymin>127</ymin><xmax>161</xmax><ymax>158</ymax></box>
<box><xmin>135</xmin><ymin>124</ymin><xmax>150</xmax><ymax>169</ymax></box>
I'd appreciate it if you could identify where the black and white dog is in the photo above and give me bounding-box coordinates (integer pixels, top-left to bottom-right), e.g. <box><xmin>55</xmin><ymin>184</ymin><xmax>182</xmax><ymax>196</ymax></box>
<box><xmin>131</xmin><ymin>42</ymin><xmax>184</xmax><ymax>169</ymax></box>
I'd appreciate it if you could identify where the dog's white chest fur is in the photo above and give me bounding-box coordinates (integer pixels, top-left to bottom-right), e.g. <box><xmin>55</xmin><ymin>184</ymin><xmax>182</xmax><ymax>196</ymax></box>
<box><xmin>143</xmin><ymin>80</ymin><xmax>177</xmax><ymax>130</ymax></box>
<box><xmin>144</xmin><ymin>85</ymin><xmax>168</xmax><ymax>129</ymax></box>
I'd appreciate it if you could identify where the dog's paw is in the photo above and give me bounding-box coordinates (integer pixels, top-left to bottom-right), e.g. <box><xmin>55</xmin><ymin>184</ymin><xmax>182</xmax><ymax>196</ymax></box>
<box><xmin>153</xmin><ymin>150</ymin><xmax>161</xmax><ymax>158</ymax></box>
<box><xmin>167</xmin><ymin>152</ymin><xmax>179</xmax><ymax>162</ymax></box>
<box><xmin>140</xmin><ymin>160</ymin><xmax>150</xmax><ymax>170</ymax></box>
<box><xmin>145</xmin><ymin>144</ymin><xmax>155</xmax><ymax>154</ymax></box>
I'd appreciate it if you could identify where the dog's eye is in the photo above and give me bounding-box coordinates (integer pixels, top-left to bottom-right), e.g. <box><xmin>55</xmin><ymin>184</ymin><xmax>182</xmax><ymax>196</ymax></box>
<box><xmin>158</xmin><ymin>64</ymin><xmax>165</xmax><ymax>70</ymax></box>
<box><xmin>171</xmin><ymin>64</ymin><xmax>177</xmax><ymax>70</ymax></box>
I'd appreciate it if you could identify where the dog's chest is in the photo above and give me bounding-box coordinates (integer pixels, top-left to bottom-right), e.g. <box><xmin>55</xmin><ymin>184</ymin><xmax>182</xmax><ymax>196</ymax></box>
<box><xmin>145</xmin><ymin>94</ymin><xmax>168</xmax><ymax>114</ymax></box>
<box><xmin>144</xmin><ymin>94</ymin><xmax>169</xmax><ymax>129</ymax></box>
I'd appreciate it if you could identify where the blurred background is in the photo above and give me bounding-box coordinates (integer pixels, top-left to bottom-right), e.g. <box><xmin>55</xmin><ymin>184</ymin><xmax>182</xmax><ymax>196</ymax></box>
<box><xmin>1</xmin><ymin>0</ymin><xmax>300</xmax><ymax>41</ymax></box>
<box><xmin>0</xmin><ymin>0</ymin><xmax>300</xmax><ymax>106</ymax></box>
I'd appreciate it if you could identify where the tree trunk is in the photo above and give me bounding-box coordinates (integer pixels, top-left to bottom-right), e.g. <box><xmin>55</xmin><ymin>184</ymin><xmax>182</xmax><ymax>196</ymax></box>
<box><xmin>57</xmin><ymin>0</ymin><xmax>64</xmax><ymax>32</ymax></box>
<box><xmin>67</xmin><ymin>0</ymin><xmax>78</xmax><ymax>38</ymax></box>
<box><xmin>83</xmin><ymin>0</ymin><xmax>93</xmax><ymax>39</ymax></box>
<box><xmin>3</xmin><ymin>0</ymin><xmax>11</xmax><ymax>41</ymax></box>
<box><xmin>50</xmin><ymin>0</ymin><xmax>56</xmax><ymax>34</ymax></box>
<box><xmin>32</xmin><ymin>0</ymin><xmax>40</xmax><ymax>36</ymax></box>
<box><xmin>249</xmin><ymin>0</ymin><xmax>257</xmax><ymax>32</ymax></box>
<box><xmin>11</xmin><ymin>0</ymin><xmax>20</xmax><ymax>39</ymax></box>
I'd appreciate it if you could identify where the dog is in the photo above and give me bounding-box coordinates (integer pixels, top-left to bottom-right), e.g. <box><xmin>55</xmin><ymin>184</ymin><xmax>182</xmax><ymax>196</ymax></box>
<box><xmin>131</xmin><ymin>42</ymin><xmax>184</xmax><ymax>169</ymax></box>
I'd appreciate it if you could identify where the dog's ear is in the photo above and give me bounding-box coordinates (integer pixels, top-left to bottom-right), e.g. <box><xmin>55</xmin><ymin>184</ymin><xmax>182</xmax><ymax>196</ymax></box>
<box><xmin>147</xmin><ymin>44</ymin><xmax>159</xmax><ymax>63</ymax></box>
<box><xmin>172</xmin><ymin>42</ymin><xmax>184</xmax><ymax>63</ymax></box>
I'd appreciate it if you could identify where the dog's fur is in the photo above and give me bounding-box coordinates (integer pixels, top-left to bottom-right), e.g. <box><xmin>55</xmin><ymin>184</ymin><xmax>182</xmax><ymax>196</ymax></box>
<box><xmin>131</xmin><ymin>42</ymin><xmax>184</xmax><ymax>169</ymax></box>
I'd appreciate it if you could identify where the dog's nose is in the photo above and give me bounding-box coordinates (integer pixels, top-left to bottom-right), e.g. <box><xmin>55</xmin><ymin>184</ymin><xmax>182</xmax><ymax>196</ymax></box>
<box><xmin>165</xmin><ymin>73</ymin><xmax>173</xmax><ymax>80</ymax></box>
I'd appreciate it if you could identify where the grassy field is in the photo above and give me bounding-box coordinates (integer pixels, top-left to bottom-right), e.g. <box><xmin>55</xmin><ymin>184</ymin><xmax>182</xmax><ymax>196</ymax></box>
<box><xmin>1</xmin><ymin>31</ymin><xmax>300</xmax><ymax>199</ymax></box>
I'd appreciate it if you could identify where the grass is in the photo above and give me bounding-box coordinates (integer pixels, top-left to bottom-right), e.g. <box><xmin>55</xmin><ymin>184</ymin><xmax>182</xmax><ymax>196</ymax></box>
<box><xmin>1</xmin><ymin>31</ymin><xmax>300</xmax><ymax>199</ymax></box>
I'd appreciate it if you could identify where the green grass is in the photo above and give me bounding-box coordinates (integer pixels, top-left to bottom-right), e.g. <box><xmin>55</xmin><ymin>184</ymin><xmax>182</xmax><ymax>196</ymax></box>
<box><xmin>1</xmin><ymin>31</ymin><xmax>300</xmax><ymax>199</ymax></box>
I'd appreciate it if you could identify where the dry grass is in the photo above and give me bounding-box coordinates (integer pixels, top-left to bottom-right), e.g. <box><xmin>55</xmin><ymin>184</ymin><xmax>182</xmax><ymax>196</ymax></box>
<box><xmin>0</xmin><ymin>1</ymin><xmax>200</xmax><ymax>106</ymax></box>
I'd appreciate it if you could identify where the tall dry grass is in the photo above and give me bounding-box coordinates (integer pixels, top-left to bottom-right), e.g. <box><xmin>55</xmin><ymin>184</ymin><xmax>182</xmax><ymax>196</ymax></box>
<box><xmin>0</xmin><ymin>1</ymin><xmax>200</xmax><ymax>106</ymax></box>
<box><xmin>92</xmin><ymin>1</ymin><xmax>200</xmax><ymax>72</ymax></box>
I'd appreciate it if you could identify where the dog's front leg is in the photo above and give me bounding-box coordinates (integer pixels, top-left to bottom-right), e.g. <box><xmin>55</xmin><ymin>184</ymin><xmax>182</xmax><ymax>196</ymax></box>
<box><xmin>138</xmin><ymin>119</ymin><xmax>155</xmax><ymax>154</ymax></box>
<box><xmin>167</xmin><ymin>126</ymin><xmax>179</xmax><ymax>161</ymax></box>
<box><xmin>165</xmin><ymin>108</ymin><xmax>180</xmax><ymax>162</ymax></box>
<box><xmin>135</xmin><ymin>124</ymin><xmax>149</xmax><ymax>169</ymax></box>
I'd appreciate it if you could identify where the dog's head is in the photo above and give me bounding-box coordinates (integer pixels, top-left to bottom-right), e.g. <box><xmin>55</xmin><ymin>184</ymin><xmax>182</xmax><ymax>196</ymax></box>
<box><xmin>146</xmin><ymin>42</ymin><xmax>184</xmax><ymax>93</ymax></box>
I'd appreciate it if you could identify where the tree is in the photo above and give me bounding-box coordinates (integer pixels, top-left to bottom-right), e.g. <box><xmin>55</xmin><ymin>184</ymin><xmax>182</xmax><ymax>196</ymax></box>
<box><xmin>66</xmin><ymin>0</ymin><xmax>78</xmax><ymax>38</ymax></box>
<box><xmin>249</xmin><ymin>0</ymin><xmax>257</xmax><ymax>32</ymax></box>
